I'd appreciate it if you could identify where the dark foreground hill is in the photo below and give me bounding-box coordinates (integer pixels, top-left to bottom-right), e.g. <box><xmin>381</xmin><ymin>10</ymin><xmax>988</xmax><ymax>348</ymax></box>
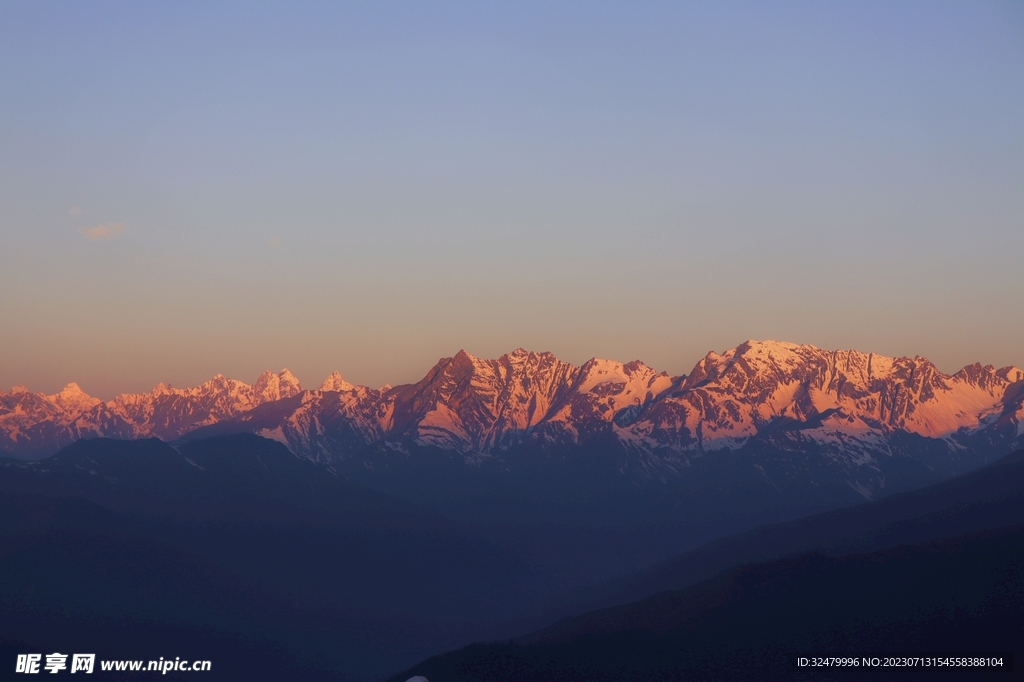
<box><xmin>4</xmin><ymin>437</ymin><xmax>1023</xmax><ymax>680</ymax></box>
<box><xmin>0</xmin><ymin>436</ymin><xmax>537</xmax><ymax>681</ymax></box>
<box><xmin>0</xmin><ymin>493</ymin><xmax>325</xmax><ymax>681</ymax></box>
<box><xmin>393</xmin><ymin>524</ymin><xmax>1024</xmax><ymax>682</ymax></box>
<box><xmin>501</xmin><ymin>449</ymin><xmax>1024</xmax><ymax>636</ymax></box>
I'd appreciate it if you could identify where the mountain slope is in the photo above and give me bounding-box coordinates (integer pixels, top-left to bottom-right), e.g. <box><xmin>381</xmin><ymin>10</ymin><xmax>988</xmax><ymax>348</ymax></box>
<box><xmin>496</xmin><ymin>448</ymin><xmax>1024</xmax><ymax>637</ymax></box>
<box><xmin>0</xmin><ymin>492</ymin><xmax>338</xmax><ymax>681</ymax></box>
<box><xmin>0</xmin><ymin>435</ymin><xmax>548</xmax><ymax>681</ymax></box>
<box><xmin>392</xmin><ymin>524</ymin><xmax>1024</xmax><ymax>682</ymax></box>
<box><xmin>0</xmin><ymin>434</ymin><xmax>455</xmax><ymax>529</ymax></box>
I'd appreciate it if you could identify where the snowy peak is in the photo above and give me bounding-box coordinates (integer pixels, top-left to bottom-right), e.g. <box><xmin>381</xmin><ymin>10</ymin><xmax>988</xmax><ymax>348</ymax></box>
<box><xmin>954</xmin><ymin>363</ymin><xmax>1024</xmax><ymax>392</ymax></box>
<box><xmin>393</xmin><ymin>348</ymin><xmax>581</xmax><ymax>451</ymax></box>
<box><xmin>46</xmin><ymin>383</ymin><xmax>102</xmax><ymax>416</ymax></box>
<box><xmin>319</xmin><ymin>371</ymin><xmax>355</xmax><ymax>393</ymax></box>
<box><xmin>389</xmin><ymin>349</ymin><xmax>682</xmax><ymax>452</ymax></box>
<box><xmin>635</xmin><ymin>341</ymin><xmax>1024</xmax><ymax>451</ymax></box>
<box><xmin>254</xmin><ymin>369</ymin><xmax>303</xmax><ymax>403</ymax></box>
<box><xmin>997</xmin><ymin>366</ymin><xmax>1024</xmax><ymax>384</ymax></box>
<box><xmin>544</xmin><ymin>358</ymin><xmax>673</xmax><ymax>431</ymax></box>
<box><xmin>0</xmin><ymin>387</ymin><xmax>67</xmax><ymax>448</ymax></box>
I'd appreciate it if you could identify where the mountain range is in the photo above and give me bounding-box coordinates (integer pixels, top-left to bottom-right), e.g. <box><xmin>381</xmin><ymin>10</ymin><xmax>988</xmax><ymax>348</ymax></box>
<box><xmin>5</xmin><ymin>341</ymin><xmax>1022</xmax><ymax>504</ymax></box>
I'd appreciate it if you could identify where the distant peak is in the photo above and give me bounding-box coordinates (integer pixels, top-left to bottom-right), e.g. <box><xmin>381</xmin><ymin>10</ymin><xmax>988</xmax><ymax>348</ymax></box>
<box><xmin>500</xmin><ymin>348</ymin><xmax>564</xmax><ymax>367</ymax></box>
<box><xmin>623</xmin><ymin>359</ymin><xmax>659</xmax><ymax>374</ymax></box>
<box><xmin>47</xmin><ymin>382</ymin><xmax>101</xmax><ymax>412</ymax></box>
<box><xmin>319</xmin><ymin>371</ymin><xmax>354</xmax><ymax>393</ymax></box>
<box><xmin>501</xmin><ymin>348</ymin><xmax>535</xmax><ymax>364</ymax></box>
<box><xmin>737</xmin><ymin>339</ymin><xmax>804</xmax><ymax>352</ymax></box>
<box><xmin>581</xmin><ymin>356</ymin><xmax>623</xmax><ymax>370</ymax></box>
<box><xmin>10</xmin><ymin>385</ymin><xmax>29</xmax><ymax>394</ymax></box>
<box><xmin>997</xmin><ymin>366</ymin><xmax>1024</xmax><ymax>383</ymax></box>
<box><xmin>277</xmin><ymin>368</ymin><xmax>301</xmax><ymax>389</ymax></box>
<box><xmin>443</xmin><ymin>350</ymin><xmax>482</xmax><ymax>371</ymax></box>
<box><xmin>254</xmin><ymin>368</ymin><xmax>303</xmax><ymax>401</ymax></box>
<box><xmin>207</xmin><ymin>374</ymin><xmax>229</xmax><ymax>387</ymax></box>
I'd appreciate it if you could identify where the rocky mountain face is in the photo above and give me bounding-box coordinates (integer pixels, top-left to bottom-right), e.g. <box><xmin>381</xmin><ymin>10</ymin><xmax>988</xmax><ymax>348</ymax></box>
<box><xmin>0</xmin><ymin>370</ymin><xmax>302</xmax><ymax>457</ymax></box>
<box><xmin>3</xmin><ymin>342</ymin><xmax>1023</xmax><ymax>501</ymax></box>
<box><xmin>619</xmin><ymin>342</ymin><xmax>1024</xmax><ymax>459</ymax></box>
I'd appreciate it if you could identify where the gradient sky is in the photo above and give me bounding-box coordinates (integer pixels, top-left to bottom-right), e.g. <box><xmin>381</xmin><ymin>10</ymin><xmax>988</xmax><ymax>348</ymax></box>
<box><xmin>2</xmin><ymin>1</ymin><xmax>1023</xmax><ymax>398</ymax></box>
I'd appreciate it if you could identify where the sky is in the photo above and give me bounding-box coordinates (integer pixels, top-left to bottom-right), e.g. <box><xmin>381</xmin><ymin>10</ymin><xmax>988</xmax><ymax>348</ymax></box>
<box><xmin>1</xmin><ymin>1</ymin><xmax>1022</xmax><ymax>398</ymax></box>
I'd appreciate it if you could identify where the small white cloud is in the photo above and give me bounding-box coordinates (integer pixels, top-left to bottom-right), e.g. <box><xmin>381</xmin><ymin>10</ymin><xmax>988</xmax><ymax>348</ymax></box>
<box><xmin>69</xmin><ymin>206</ymin><xmax>86</xmax><ymax>217</ymax></box>
<box><xmin>79</xmin><ymin>223</ymin><xmax>126</xmax><ymax>241</ymax></box>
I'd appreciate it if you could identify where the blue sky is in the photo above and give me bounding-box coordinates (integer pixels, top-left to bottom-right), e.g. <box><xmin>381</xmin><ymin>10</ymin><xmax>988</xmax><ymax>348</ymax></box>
<box><xmin>2</xmin><ymin>1</ymin><xmax>1022</xmax><ymax>396</ymax></box>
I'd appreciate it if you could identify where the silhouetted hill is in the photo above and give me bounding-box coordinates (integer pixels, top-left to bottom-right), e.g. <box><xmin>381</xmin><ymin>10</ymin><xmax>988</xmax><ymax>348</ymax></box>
<box><xmin>6</xmin><ymin>436</ymin><xmax>1023</xmax><ymax>680</ymax></box>
<box><xmin>0</xmin><ymin>436</ymin><xmax>539</xmax><ymax>681</ymax></box>
<box><xmin>0</xmin><ymin>492</ymin><xmax>379</xmax><ymax>681</ymax></box>
<box><xmin>501</xmin><ymin>449</ymin><xmax>1024</xmax><ymax>635</ymax></box>
<box><xmin>0</xmin><ymin>434</ymin><xmax>451</xmax><ymax>528</ymax></box>
<box><xmin>393</xmin><ymin>524</ymin><xmax>1024</xmax><ymax>681</ymax></box>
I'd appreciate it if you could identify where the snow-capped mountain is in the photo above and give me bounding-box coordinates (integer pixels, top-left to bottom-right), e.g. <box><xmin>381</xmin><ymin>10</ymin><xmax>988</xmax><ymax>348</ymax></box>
<box><xmin>3</xmin><ymin>342</ymin><xmax>1022</xmax><ymax>500</ymax></box>
<box><xmin>214</xmin><ymin>342</ymin><xmax>1022</xmax><ymax>465</ymax></box>
<box><xmin>193</xmin><ymin>349</ymin><xmax>678</xmax><ymax>462</ymax></box>
<box><xmin>389</xmin><ymin>349</ymin><xmax>583</xmax><ymax>453</ymax></box>
<box><xmin>619</xmin><ymin>340</ymin><xmax>1024</xmax><ymax>453</ymax></box>
<box><xmin>0</xmin><ymin>370</ymin><xmax>302</xmax><ymax>457</ymax></box>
